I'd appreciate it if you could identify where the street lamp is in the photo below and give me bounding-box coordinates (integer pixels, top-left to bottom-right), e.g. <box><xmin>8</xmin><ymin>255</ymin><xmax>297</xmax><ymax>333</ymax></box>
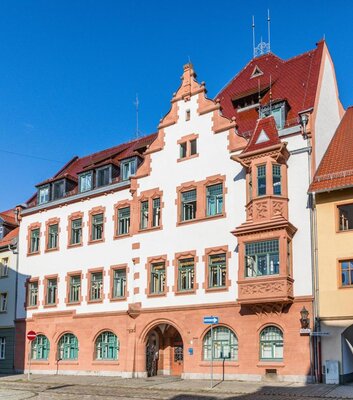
<box><xmin>300</xmin><ymin>306</ymin><xmax>310</xmax><ymax>329</ymax></box>
<box><xmin>299</xmin><ymin>113</ymin><xmax>309</xmax><ymax>139</ymax></box>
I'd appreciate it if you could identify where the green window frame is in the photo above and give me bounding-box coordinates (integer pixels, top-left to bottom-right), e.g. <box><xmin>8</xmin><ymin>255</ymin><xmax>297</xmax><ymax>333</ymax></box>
<box><xmin>31</xmin><ymin>334</ymin><xmax>50</xmax><ymax>360</ymax></box>
<box><xmin>90</xmin><ymin>272</ymin><xmax>103</xmax><ymax>301</ymax></box>
<box><xmin>95</xmin><ymin>331</ymin><xmax>119</xmax><ymax>360</ymax></box>
<box><xmin>178</xmin><ymin>258</ymin><xmax>194</xmax><ymax>291</ymax></box>
<box><xmin>113</xmin><ymin>269</ymin><xmax>126</xmax><ymax>298</ymax></box>
<box><xmin>46</xmin><ymin>278</ymin><xmax>57</xmax><ymax>305</ymax></box>
<box><xmin>272</xmin><ymin>164</ymin><xmax>282</xmax><ymax>195</ymax></box>
<box><xmin>245</xmin><ymin>240</ymin><xmax>279</xmax><ymax>277</ymax></box>
<box><xmin>117</xmin><ymin>207</ymin><xmax>130</xmax><ymax>235</ymax></box>
<box><xmin>209</xmin><ymin>253</ymin><xmax>226</xmax><ymax>288</ymax></box>
<box><xmin>260</xmin><ymin>326</ymin><xmax>283</xmax><ymax>361</ymax></box>
<box><xmin>69</xmin><ymin>275</ymin><xmax>81</xmax><ymax>303</ymax></box>
<box><xmin>28</xmin><ymin>281</ymin><xmax>38</xmax><ymax>307</ymax></box>
<box><xmin>140</xmin><ymin>201</ymin><xmax>149</xmax><ymax>229</ymax></box>
<box><xmin>71</xmin><ymin>218</ymin><xmax>82</xmax><ymax>245</ymax></box>
<box><xmin>30</xmin><ymin>228</ymin><xmax>40</xmax><ymax>253</ymax></box>
<box><xmin>181</xmin><ymin>189</ymin><xmax>197</xmax><ymax>221</ymax></box>
<box><xmin>91</xmin><ymin>213</ymin><xmax>103</xmax><ymax>241</ymax></box>
<box><xmin>58</xmin><ymin>333</ymin><xmax>78</xmax><ymax>360</ymax></box>
<box><xmin>206</xmin><ymin>183</ymin><xmax>223</xmax><ymax>216</ymax></box>
<box><xmin>257</xmin><ymin>165</ymin><xmax>266</xmax><ymax>196</ymax></box>
<box><xmin>203</xmin><ymin>326</ymin><xmax>238</xmax><ymax>361</ymax></box>
<box><xmin>340</xmin><ymin>260</ymin><xmax>353</xmax><ymax>286</ymax></box>
<box><xmin>152</xmin><ymin>198</ymin><xmax>160</xmax><ymax>227</ymax></box>
<box><xmin>47</xmin><ymin>224</ymin><xmax>58</xmax><ymax>249</ymax></box>
<box><xmin>150</xmin><ymin>262</ymin><xmax>166</xmax><ymax>294</ymax></box>
<box><xmin>179</xmin><ymin>142</ymin><xmax>187</xmax><ymax>158</ymax></box>
<box><xmin>190</xmin><ymin>139</ymin><xmax>197</xmax><ymax>155</ymax></box>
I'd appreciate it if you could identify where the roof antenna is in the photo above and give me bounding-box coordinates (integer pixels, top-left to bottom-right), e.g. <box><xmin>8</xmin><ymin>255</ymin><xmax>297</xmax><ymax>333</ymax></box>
<box><xmin>252</xmin><ymin>16</ymin><xmax>256</xmax><ymax>59</ymax></box>
<box><xmin>253</xmin><ymin>11</ymin><xmax>271</xmax><ymax>58</ymax></box>
<box><xmin>267</xmin><ymin>9</ymin><xmax>271</xmax><ymax>53</ymax></box>
<box><xmin>134</xmin><ymin>93</ymin><xmax>140</xmax><ymax>139</ymax></box>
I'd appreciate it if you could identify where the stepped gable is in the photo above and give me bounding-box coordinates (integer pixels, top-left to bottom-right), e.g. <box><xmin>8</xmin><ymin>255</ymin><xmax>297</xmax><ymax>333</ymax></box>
<box><xmin>217</xmin><ymin>41</ymin><xmax>324</xmax><ymax>136</ymax></box>
<box><xmin>310</xmin><ymin>107</ymin><xmax>353</xmax><ymax>192</ymax></box>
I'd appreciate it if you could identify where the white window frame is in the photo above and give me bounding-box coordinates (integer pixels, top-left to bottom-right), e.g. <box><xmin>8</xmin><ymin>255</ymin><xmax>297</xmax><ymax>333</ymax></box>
<box><xmin>0</xmin><ymin>292</ymin><xmax>7</xmax><ymax>312</ymax></box>
<box><xmin>0</xmin><ymin>337</ymin><xmax>5</xmax><ymax>359</ymax></box>
<box><xmin>0</xmin><ymin>258</ymin><xmax>9</xmax><ymax>277</ymax></box>
<box><xmin>38</xmin><ymin>185</ymin><xmax>50</xmax><ymax>204</ymax></box>
<box><xmin>121</xmin><ymin>158</ymin><xmax>137</xmax><ymax>181</ymax></box>
<box><xmin>79</xmin><ymin>171</ymin><xmax>93</xmax><ymax>193</ymax></box>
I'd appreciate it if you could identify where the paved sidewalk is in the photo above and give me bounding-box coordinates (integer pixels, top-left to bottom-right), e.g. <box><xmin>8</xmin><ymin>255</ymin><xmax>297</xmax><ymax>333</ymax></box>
<box><xmin>0</xmin><ymin>374</ymin><xmax>352</xmax><ymax>398</ymax></box>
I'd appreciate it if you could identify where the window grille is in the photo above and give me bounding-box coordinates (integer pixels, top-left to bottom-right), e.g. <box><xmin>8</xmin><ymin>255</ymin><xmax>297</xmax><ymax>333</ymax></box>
<box><xmin>203</xmin><ymin>327</ymin><xmax>238</xmax><ymax>361</ymax></box>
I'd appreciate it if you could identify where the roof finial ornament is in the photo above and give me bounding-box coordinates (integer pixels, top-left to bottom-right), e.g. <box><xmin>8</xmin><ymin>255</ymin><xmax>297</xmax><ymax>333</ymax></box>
<box><xmin>252</xmin><ymin>10</ymin><xmax>271</xmax><ymax>58</ymax></box>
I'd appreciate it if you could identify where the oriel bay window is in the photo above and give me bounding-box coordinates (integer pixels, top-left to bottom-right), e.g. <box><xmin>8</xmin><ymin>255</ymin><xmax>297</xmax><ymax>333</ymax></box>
<box><xmin>181</xmin><ymin>189</ymin><xmax>197</xmax><ymax>221</ymax></box>
<box><xmin>150</xmin><ymin>262</ymin><xmax>166</xmax><ymax>295</ymax></box>
<box><xmin>31</xmin><ymin>335</ymin><xmax>50</xmax><ymax>360</ymax></box>
<box><xmin>203</xmin><ymin>327</ymin><xmax>238</xmax><ymax>361</ymax></box>
<box><xmin>90</xmin><ymin>271</ymin><xmax>103</xmax><ymax>301</ymax></box>
<box><xmin>209</xmin><ymin>253</ymin><xmax>226</xmax><ymax>288</ymax></box>
<box><xmin>47</xmin><ymin>224</ymin><xmax>58</xmax><ymax>250</ymax></box>
<box><xmin>69</xmin><ymin>275</ymin><xmax>81</xmax><ymax>303</ymax></box>
<box><xmin>206</xmin><ymin>183</ymin><xmax>223</xmax><ymax>216</ymax></box>
<box><xmin>178</xmin><ymin>258</ymin><xmax>194</xmax><ymax>292</ymax></box>
<box><xmin>58</xmin><ymin>333</ymin><xmax>78</xmax><ymax>360</ymax></box>
<box><xmin>257</xmin><ymin>165</ymin><xmax>266</xmax><ymax>196</ymax></box>
<box><xmin>117</xmin><ymin>207</ymin><xmax>130</xmax><ymax>235</ymax></box>
<box><xmin>112</xmin><ymin>268</ymin><xmax>126</xmax><ymax>298</ymax></box>
<box><xmin>245</xmin><ymin>240</ymin><xmax>279</xmax><ymax>277</ymax></box>
<box><xmin>95</xmin><ymin>331</ymin><xmax>119</xmax><ymax>360</ymax></box>
<box><xmin>260</xmin><ymin>326</ymin><xmax>283</xmax><ymax>361</ymax></box>
<box><xmin>272</xmin><ymin>164</ymin><xmax>282</xmax><ymax>195</ymax></box>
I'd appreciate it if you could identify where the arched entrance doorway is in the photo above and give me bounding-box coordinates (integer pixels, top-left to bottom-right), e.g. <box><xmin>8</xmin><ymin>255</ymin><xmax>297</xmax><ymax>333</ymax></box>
<box><xmin>342</xmin><ymin>325</ymin><xmax>353</xmax><ymax>382</ymax></box>
<box><xmin>145</xmin><ymin>323</ymin><xmax>184</xmax><ymax>377</ymax></box>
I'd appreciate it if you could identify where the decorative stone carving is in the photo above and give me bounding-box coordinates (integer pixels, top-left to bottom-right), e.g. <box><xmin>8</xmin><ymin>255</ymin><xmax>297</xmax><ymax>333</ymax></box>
<box><xmin>247</xmin><ymin>204</ymin><xmax>253</xmax><ymax>219</ymax></box>
<box><xmin>255</xmin><ymin>201</ymin><xmax>268</xmax><ymax>219</ymax></box>
<box><xmin>273</xmin><ymin>201</ymin><xmax>284</xmax><ymax>216</ymax></box>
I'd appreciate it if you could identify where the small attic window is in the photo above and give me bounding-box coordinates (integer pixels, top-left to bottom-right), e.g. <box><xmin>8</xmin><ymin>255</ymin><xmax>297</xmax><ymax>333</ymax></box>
<box><xmin>186</xmin><ymin>109</ymin><xmax>191</xmax><ymax>121</ymax></box>
<box><xmin>251</xmin><ymin>65</ymin><xmax>263</xmax><ymax>78</ymax></box>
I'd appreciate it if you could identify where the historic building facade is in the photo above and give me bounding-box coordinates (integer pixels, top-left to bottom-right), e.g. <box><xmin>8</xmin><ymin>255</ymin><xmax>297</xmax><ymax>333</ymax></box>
<box><xmin>15</xmin><ymin>40</ymin><xmax>343</xmax><ymax>382</ymax></box>
<box><xmin>310</xmin><ymin>107</ymin><xmax>353</xmax><ymax>383</ymax></box>
<box><xmin>0</xmin><ymin>209</ymin><xmax>19</xmax><ymax>373</ymax></box>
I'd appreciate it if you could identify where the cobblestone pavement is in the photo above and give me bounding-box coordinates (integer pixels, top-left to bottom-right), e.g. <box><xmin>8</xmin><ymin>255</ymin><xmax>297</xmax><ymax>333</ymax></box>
<box><xmin>0</xmin><ymin>375</ymin><xmax>352</xmax><ymax>400</ymax></box>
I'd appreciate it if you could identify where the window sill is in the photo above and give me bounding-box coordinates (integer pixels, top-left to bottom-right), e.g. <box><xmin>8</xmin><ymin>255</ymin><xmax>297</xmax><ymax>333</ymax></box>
<box><xmin>88</xmin><ymin>239</ymin><xmax>105</xmax><ymax>245</ymax></box>
<box><xmin>57</xmin><ymin>361</ymin><xmax>79</xmax><ymax>365</ymax></box>
<box><xmin>113</xmin><ymin>233</ymin><xmax>131</xmax><ymax>240</ymax></box>
<box><xmin>147</xmin><ymin>293</ymin><xmax>167</xmax><ymax>298</ymax></box>
<box><xmin>175</xmin><ymin>290</ymin><xmax>196</xmax><ymax>296</ymax></box>
<box><xmin>87</xmin><ymin>299</ymin><xmax>103</xmax><ymax>304</ymax></box>
<box><xmin>43</xmin><ymin>304</ymin><xmax>57</xmax><ymax>309</ymax></box>
<box><xmin>0</xmin><ymin>275</ymin><xmax>8</xmax><ymax>279</ymax></box>
<box><xmin>109</xmin><ymin>296</ymin><xmax>127</xmax><ymax>302</ymax></box>
<box><xmin>336</xmin><ymin>229</ymin><xmax>353</xmax><ymax>234</ymax></box>
<box><xmin>67</xmin><ymin>243</ymin><xmax>83</xmax><ymax>249</ymax></box>
<box><xmin>65</xmin><ymin>301</ymin><xmax>81</xmax><ymax>307</ymax></box>
<box><xmin>177</xmin><ymin>213</ymin><xmax>225</xmax><ymax>227</ymax></box>
<box><xmin>199</xmin><ymin>361</ymin><xmax>239</xmax><ymax>367</ymax></box>
<box><xmin>30</xmin><ymin>361</ymin><xmax>50</xmax><ymax>365</ymax></box>
<box><xmin>137</xmin><ymin>226</ymin><xmax>161</xmax><ymax>235</ymax></box>
<box><xmin>25</xmin><ymin>306</ymin><xmax>38</xmax><ymax>310</ymax></box>
<box><xmin>177</xmin><ymin>154</ymin><xmax>199</xmax><ymax>163</ymax></box>
<box><xmin>205</xmin><ymin>286</ymin><xmax>228</xmax><ymax>293</ymax></box>
<box><xmin>92</xmin><ymin>360</ymin><xmax>120</xmax><ymax>365</ymax></box>
<box><xmin>45</xmin><ymin>247</ymin><xmax>59</xmax><ymax>253</ymax></box>
<box><xmin>338</xmin><ymin>285</ymin><xmax>353</xmax><ymax>289</ymax></box>
<box><xmin>0</xmin><ymin>310</ymin><xmax>7</xmax><ymax>314</ymax></box>
<box><xmin>257</xmin><ymin>361</ymin><xmax>284</xmax><ymax>368</ymax></box>
<box><xmin>27</xmin><ymin>252</ymin><xmax>40</xmax><ymax>257</ymax></box>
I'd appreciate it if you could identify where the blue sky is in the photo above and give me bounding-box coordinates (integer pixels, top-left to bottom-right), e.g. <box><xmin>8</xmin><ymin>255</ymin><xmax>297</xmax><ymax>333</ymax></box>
<box><xmin>1</xmin><ymin>0</ymin><xmax>353</xmax><ymax>211</ymax></box>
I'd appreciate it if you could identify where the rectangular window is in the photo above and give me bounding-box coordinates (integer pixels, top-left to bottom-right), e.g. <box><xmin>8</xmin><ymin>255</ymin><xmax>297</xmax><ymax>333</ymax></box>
<box><xmin>121</xmin><ymin>158</ymin><xmax>137</xmax><ymax>181</ymax></box>
<box><xmin>209</xmin><ymin>253</ymin><xmax>226</xmax><ymax>288</ymax></box>
<box><xmin>340</xmin><ymin>260</ymin><xmax>353</xmax><ymax>287</ymax></box>
<box><xmin>71</xmin><ymin>218</ymin><xmax>82</xmax><ymax>245</ymax></box>
<box><xmin>150</xmin><ymin>262</ymin><xmax>166</xmax><ymax>294</ymax></box>
<box><xmin>257</xmin><ymin>165</ymin><xmax>266</xmax><ymax>196</ymax></box>
<box><xmin>0</xmin><ymin>293</ymin><xmax>7</xmax><ymax>311</ymax></box>
<box><xmin>181</xmin><ymin>189</ymin><xmax>197</xmax><ymax>221</ymax></box>
<box><xmin>206</xmin><ymin>183</ymin><xmax>223</xmax><ymax>216</ymax></box>
<box><xmin>38</xmin><ymin>186</ymin><xmax>50</xmax><ymax>204</ymax></box>
<box><xmin>28</xmin><ymin>282</ymin><xmax>38</xmax><ymax>307</ymax></box>
<box><xmin>338</xmin><ymin>203</ymin><xmax>353</xmax><ymax>231</ymax></box>
<box><xmin>113</xmin><ymin>269</ymin><xmax>126</xmax><ymax>298</ymax></box>
<box><xmin>178</xmin><ymin>258</ymin><xmax>194</xmax><ymax>291</ymax></box>
<box><xmin>0</xmin><ymin>337</ymin><xmax>5</xmax><ymax>359</ymax></box>
<box><xmin>91</xmin><ymin>213</ymin><xmax>103</xmax><ymax>241</ymax></box>
<box><xmin>90</xmin><ymin>272</ymin><xmax>103</xmax><ymax>301</ymax></box>
<box><xmin>260</xmin><ymin>102</ymin><xmax>286</xmax><ymax>130</ymax></box>
<box><xmin>96</xmin><ymin>166</ymin><xmax>111</xmax><ymax>187</ymax></box>
<box><xmin>272</xmin><ymin>164</ymin><xmax>281</xmax><ymax>195</ymax></box>
<box><xmin>0</xmin><ymin>258</ymin><xmax>9</xmax><ymax>277</ymax></box>
<box><xmin>140</xmin><ymin>201</ymin><xmax>149</xmax><ymax>230</ymax></box>
<box><xmin>30</xmin><ymin>228</ymin><xmax>40</xmax><ymax>253</ymax></box>
<box><xmin>69</xmin><ymin>275</ymin><xmax>81</xmax><ymax>303</ymax></box>
<box><xmin>152</xmin><ymin>198</ymin><xmax>160</xmax><ymax>227</ymax></box>
<box><xmin>190</xmin><ymin>139</ymin><xmax>197</xmax><ymax>155</ymax></box>
<box><xmin>47</xmin><ymin>224</ymin><xmax>58</xmax><ymax>249</ymax></box>
<box><xmin>52</xmin><ymin>180</ymin><xmax>65</xmax><ymax>200</ymax></box>
<box><xmin>79</xmin><ymin>172</ymin><xmax>93</xmax><ymax>192</ymax></box>
<box><xmin>180</xmin><ymin>142</ymin><xmax>187</xmax><ymax>159</ymax></box>
<box><xmin>245</xmin><ymin>240</ymin><xmax>279</xmax><ymax>277</ymax></box>
<box><xmin>117</xmin><ymin>207</ymin><xmax>130</xmax><ymax>235</ymax></box>
<box><xmin>46</xmin><ymin>278</ymin><xmax>57</xmax><ymax>305</ymax></box>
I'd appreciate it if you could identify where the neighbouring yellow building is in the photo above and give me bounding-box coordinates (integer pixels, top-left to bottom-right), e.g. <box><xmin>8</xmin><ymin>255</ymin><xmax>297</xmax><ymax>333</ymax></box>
<box><xmin>310</xmin><ymin>107</ymin><xmax>353</xmax><ymax>383</ymax></box>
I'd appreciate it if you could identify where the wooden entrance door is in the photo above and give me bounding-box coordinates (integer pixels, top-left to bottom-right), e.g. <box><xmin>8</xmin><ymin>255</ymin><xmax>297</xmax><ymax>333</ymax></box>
<box><xmin>171</xmin><ymin>333</ymin><xmax>183</xmax><ymax>376</ymax></box>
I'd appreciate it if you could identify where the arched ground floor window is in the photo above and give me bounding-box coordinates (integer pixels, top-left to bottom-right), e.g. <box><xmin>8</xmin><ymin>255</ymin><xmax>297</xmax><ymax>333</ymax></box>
<box><xmin>203</xmin><ymin>326</ymin><xmax>238</xmax><ymax>360</ymax></box>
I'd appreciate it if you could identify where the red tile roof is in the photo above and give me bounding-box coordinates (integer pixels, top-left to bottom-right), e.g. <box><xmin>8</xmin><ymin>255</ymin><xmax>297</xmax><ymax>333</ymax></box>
<box><xmin>242</xmin><ymin>116</ymin><xmax>280</xmax><ymax>154</ymax></box>
<box><xmin>0</xmin><ymin>209</ymin><xmax>17</xmax><ymax>226</ymax></box>
<box><xmin>217</xmin><ymin>41</ymin><xmax>325</xmax><ymax>136</ymax></box>
<box><xmin>0</xmin><ymin>227</ymin><xmax>19</xmax><ymax>248</ymax></box>
<box><xmin>309</xmin><ymin>107</ymin><xmax>353</xmax><ymax>193</ymax></box>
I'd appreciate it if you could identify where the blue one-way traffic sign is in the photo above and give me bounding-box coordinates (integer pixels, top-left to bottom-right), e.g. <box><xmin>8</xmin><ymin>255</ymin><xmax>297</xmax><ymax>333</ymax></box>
<box><xmin>203</xmin><ymin>316</ymin><xmax>219</xmax><ymax>324</ymax></box>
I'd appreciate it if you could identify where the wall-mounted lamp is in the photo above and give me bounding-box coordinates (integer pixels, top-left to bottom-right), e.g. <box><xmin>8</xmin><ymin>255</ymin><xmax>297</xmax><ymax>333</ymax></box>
<box><xmin>299</xmin><ymin>113</ymin><xmax>309</xmax><ymax>139</ymax></box>
<box><xmin>300</xmin><ymin>306</ymin><xmax>310</xmax><ymax>329</ymax></box>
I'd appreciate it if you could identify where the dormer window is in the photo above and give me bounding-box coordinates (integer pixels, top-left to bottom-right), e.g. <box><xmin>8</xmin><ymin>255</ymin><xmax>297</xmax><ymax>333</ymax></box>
<box><xmin>52</xmin><ymin>180</ymin><xmax>65</xmax><ymax>201</ymax></box>
<box><xmin>96</xmin><ymin>166</ymin><xmax>111</xmax><ymax>187</ymax></box>
<box><xmin>121</xmin><ymin>158</ymin><xmax>137</xmax><ymax>181</ymax></box>
<box><xmin>260</xmin><ymin>102</ymin><xmax>286</xmax><ymax>130</ymax></box>
<box><xmin>79</xmin><ymin>172</ymin><xmax>93</xmax><ymax>193</ymax></box>
<box><xmin>38</xmin><ymin>186</ymin><xmax>50</xmax><ymax>205</ymax></box>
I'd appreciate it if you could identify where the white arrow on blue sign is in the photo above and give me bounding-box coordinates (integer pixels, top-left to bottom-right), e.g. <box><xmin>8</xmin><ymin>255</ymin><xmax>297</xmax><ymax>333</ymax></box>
<box><xmin>203</xmin><ymin>316</ymin><xmax>219</xmax><ymax>324</ymax></box>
